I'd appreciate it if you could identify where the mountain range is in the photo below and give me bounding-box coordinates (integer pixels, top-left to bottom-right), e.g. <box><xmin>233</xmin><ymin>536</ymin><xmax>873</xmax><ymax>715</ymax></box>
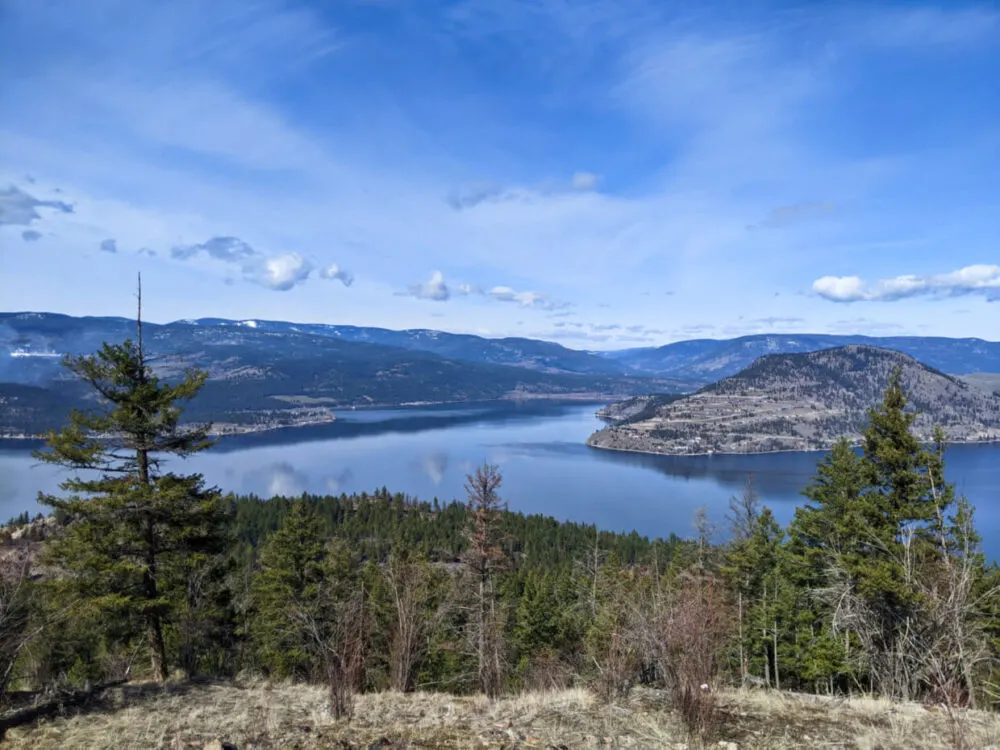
<box><xmin>0</xmin><ymin>313</ymin><xmax>681</xmax><ymax>436</ymax></box>
<box><xmin>4</xmin><ymin>313</ymin><xmax>999</xmax><ymax>382</ymax></box>
<box><xmin>604</xmin><ymin>334</ymin><xmax>1000</xmax><ymax>380</ymax></box>
<box><xmin>2</xmin><ymin>313</ymin><xmax>999</xmax><ymax>438</ymax></box>
<box><xmin>588</xmin><ymin>346</ymin><xmax>1000</xmax><ymax>456</ymax></box>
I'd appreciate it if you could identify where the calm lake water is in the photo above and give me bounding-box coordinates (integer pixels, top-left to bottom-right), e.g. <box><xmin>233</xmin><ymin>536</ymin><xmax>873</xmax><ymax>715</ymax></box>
<box><xmin>2</xmin><ymin>401</ymin><xmax>998</xmax><ymax>557</ymax></box>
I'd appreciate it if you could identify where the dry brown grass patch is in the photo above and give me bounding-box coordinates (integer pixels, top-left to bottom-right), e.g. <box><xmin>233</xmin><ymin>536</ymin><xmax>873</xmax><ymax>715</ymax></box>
<box><xmin>4</xmin><ymin>681</ymin><xmax>1000</xmax><ymax>749</ymax></box>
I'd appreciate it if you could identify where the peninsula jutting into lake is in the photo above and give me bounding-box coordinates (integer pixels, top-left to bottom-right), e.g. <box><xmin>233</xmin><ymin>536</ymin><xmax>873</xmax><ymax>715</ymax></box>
<box><xmin>588</xmin><ymin>345</ymin><xmax>1000</xmax><ymax>456</ymax></box>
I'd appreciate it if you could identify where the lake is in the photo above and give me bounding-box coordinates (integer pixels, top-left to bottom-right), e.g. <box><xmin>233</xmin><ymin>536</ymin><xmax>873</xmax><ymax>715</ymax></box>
<box><xmin>2</xmin><ymin>401</ymin><xmax>998</xmax><ymax>557</ymax></box>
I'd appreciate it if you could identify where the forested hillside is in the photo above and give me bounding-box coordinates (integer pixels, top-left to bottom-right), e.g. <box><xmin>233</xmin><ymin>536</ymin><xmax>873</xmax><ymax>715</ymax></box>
<box><xmin>0</xmin><ymin>313</ymin><xmax>686</xmax><ymax>436</ymax></box>
<box><xmin>2</xmin><ymin>328</ymin><xmax>999</xmax><ymax>748</ymax></box>
<box><xmin>590</xmin><ymin>346</ymin><xmax>1000</xmax><ymax>455</ymax></box>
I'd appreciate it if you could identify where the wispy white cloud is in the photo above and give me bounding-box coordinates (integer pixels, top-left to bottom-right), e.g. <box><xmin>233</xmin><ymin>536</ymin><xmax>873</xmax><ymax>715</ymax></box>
<box><xmin>826</xmin><ymin>318</ymin><xmax>906</xmax><ymax>335</ymax></box>
<box><xmin>813</xmin><ymin>265</ymin><xmax>1000</xmax><ymax>303</ymax></box>
<box><xmin>853</xmin><ymin>6</ymin><xmax>1000</xmax><ymax>49</ymax></box>
<box><xmin>250</xmin><ymin>253</ymin><xmax>314</xmax><ymax>292</ymax></box>
<box><xmin>406</xmin><ymin>270</ymin><xmax>451</xmax><ymax>301</ymax></box>
<box><xmin>752</xmin><ymin>316</ymin><xmax>806</xmax><ymax>327</ymax></box>
<box><xmin>571</xmin><ymin>171</ymin><xmax>600</xmax><ymax>190</ymax></box>
<box><xmin>404</xmin><ymin>271</ymin><xmax>566</xmax><ymax>310</ymax></box>
<box><xmin>748</xmin><ymin>201</ymin><xmax>836</xmax><ymax>230</ymax></box>
<box><xmin>2</xmin><ymin>1</ymin><xmax>999</xmax><ymax>343</ymax></box>
<box><xmin>485</xmin><ymin>285</ymin><xmax>565</xmax><ymax>310</ymax></box>
<box><xmin>171</xmin><ymin>236</ymin><xmax>351</xmax><ymax>292</ymax></box>
<box><xmin>446</xmin><ymin>183</ymin><xmax>519</xmax><ymax>211</ymax></box>
<box><xmin>0</xmin><ymin>185</ymin><xmax>73</xmax><ymax>226</ymax></box>
<box><xmin>172</xmin><ymin>236</ymin><xmax>256</xmax><ymax>262</ymax></box>
<box><xmin>319</xmin><ymin>263</ymin><xmax>354</xmax><ymax>287</ymax></box>
<box><xmin>446</xmin><ymin>173</ymin><xmax>600</xmax><ymax>211</ymax></box>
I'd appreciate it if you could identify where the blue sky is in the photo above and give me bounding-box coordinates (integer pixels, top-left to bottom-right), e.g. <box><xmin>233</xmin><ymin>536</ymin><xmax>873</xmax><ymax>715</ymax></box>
<box><xmin>1</xmin><ymin>0</ymin><xmax>998</xmax><ymax>348</ymax></box>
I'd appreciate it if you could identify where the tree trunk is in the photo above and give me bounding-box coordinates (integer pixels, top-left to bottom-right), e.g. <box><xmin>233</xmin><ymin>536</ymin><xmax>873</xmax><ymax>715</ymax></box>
<box><xmin>144</xmin><ymin>511</ymin><xmax>168</xmax><ymax>682</ymax></box>
<box><xmin>478</xmin><ymin>574</ymin><xmax>486</xmax><ymax>694</ymax></box>
<box><xmin>773</xmin><ymin>619</ymin><xmax>780</xmax><ymax>690</ymax></box>
<box><xmin>738</xmin><ymin>591</ymin><xmax>746</xmax><ymax>682</ymax></box>
<box><xmin>147</xmin><ymin>609</ymin><xmax>168</xmax><ymax>682</ymax></box>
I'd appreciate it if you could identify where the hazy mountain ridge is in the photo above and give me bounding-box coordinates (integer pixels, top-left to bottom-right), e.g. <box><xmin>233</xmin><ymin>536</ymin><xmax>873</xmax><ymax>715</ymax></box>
<box><xmin>5</xmin><ymin>314</ymin><xmax>1000</xmax><ymax>384</ymax></box>
<box><xmin>172</xmin><ymin>317</ymin><xmax>633</xmax><ymax>376</ymax></box>
<box><xmin>0</xmin><ymin>313</ymin><xmax>681</xmax><ymax>436</ymax></box>
<box><xmin>588</xmin><ymin>345</ymin><xmax>1000</xmax><ymax>455</ymax></box>
<box><xmin>607</xmin><ymin>333</ymin><xmax>1000</xmax><ymax>379</ymax></box>
<box><xmin>4</xmin><ymin>313</ymin><xmax>1000</xmax><ymax>438</ymax></box>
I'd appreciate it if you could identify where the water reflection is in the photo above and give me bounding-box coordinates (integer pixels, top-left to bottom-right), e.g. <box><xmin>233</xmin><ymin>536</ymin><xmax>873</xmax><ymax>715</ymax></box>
<box><xmin>498</xmin><ymin>440</ymin><xmax>820</xmax><ymax>499</ymax></box>
<box><xmin>419</xmin><ymin>453</ymin><xmax>448</xmax><ymax>485</ymax></box>
<box><xmin>210</xmin><ymin>400</ymin><xmax>600</xmax><ymax>453</ymax></box>
<box><xmin>584</xmin><ymin>447</ymin><xmax>820</xmax><ymax>499</ymax></box>
<box><xmin>325</xmin><ymin>468</ymin><xmax>355</xmax><ymax>495</ymax></box>
<box><xmin>242</xmin><ymin>461</ymin><xmax>355</xmax><ymax>497</ymax></box>
<box><xmin>245</xmin><ymin>461</ymin><xmax>311</xmax><ymax>497</ymax></box>
<box><xmin>2</xmin><ymin>402</ymin><xmax>998</xmax><ymax>558</ymax></box>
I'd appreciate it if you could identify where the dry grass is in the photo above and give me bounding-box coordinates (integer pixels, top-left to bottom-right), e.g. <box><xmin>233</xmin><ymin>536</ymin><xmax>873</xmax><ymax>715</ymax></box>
<box><xmin>4</xmin><ymin>680</ymin><xmax>1000</xmax><ymax>749</ymax></box>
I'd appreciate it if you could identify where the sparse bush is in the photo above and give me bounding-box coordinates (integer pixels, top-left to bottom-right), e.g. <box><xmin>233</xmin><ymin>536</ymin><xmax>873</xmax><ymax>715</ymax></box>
<box><xmin>0</xmin><ymin>553</ymin><xmax>32</xmax><ymax>703</ymax></box>
<box><xmin>665</xmin><ymin>576</ymin><xmax>729</xmax><ymax>739</ymax></box>
<box><xmin>590</xmin><ymin>625</ymin><xmax>636</xmax><ymax>702</ymax></box>
<box><xmin>521</xmin><ymin>649</ymin><xmax>575</xmax><ymax>692</ymax></box>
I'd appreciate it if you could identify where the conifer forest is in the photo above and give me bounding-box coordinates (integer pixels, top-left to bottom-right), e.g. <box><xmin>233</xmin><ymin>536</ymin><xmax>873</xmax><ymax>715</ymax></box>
<box><xmin>2</xmin><ymin>328</ymin><xmax>999</xmax><ymax>742</ymax></box>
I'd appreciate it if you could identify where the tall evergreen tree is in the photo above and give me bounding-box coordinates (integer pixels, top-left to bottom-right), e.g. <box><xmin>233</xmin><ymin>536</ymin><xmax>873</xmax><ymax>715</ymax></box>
<box><xmin>851</xmin><ymin>370</ymin><xmax>946</xmax><ymax>696</ymax></box>
<box><xmin>35</xmin><ymin>282</ymin><xmax>227</xmax><ymax>681</ymax></box>
<box><xmin>786</xmin><ymin>371</ymin><xmax>983</xmax><ymax>699</ymax></box>
<box><xmin>250</xmin><ymin>500</ymin><xmax>327</xmax><ymax>679</ymax></box>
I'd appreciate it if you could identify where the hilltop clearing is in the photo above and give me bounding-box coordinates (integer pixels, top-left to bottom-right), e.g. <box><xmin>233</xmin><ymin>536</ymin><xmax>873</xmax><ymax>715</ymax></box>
<box><xmin>5</xmin><ymin>681</ymin><xmax>999</xmax><ymax>750</ymax></box>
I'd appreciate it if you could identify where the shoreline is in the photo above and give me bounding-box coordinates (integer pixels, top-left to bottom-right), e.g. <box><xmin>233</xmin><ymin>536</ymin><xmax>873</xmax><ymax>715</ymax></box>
<box><xmin>0</xmin><ymin>413</ymin><xmax>340</xmax><ymax>442</ymax></box>
<box><xmin>0</xmin><ymin>394</ymin><xmax>614</xmax><ymax>442</ymax></box>
<box><xmin>585</xmin><ymin>434</ymin><xmax>1000</xmax><ymax>459</ymax></box>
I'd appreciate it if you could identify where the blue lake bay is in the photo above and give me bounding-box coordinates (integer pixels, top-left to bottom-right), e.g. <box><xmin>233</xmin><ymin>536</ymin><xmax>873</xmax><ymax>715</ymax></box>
<box><xmin>2</xmin><ymin>401</ymin><xmax>998</xmax><ymax>557</ymax></box>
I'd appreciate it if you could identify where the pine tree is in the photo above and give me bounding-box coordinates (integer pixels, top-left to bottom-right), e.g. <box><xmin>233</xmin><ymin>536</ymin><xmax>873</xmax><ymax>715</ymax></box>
<box><xmin>852</xmin><ymin>369</ymin><xmax>946</xmax><ymax>696</ymax></box>
<box><xmin>786</xmin><ymin>372</ymin><xmax>986</xmax><ymax>699</ymax></box>
<box><xmin>250</xmin><ymin>500</ymin><xmax>327</xmax><ymax>679</ymax></box>
<box><xmin>782</xmin><ymin>438</ymin><xmax>869</xmax><ymax>691</ymax></box>
<box><xmin>35</xmin><ymin>281</ymin><xmax>227</xmax><ymax>682</ymax></box>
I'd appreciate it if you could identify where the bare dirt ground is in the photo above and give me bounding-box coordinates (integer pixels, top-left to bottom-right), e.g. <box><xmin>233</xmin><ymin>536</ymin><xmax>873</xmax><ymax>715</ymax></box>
<box><xmin>4</xmin><ymin>680</ymin><xmax>1000</xmax><ymax>750</ymax></box>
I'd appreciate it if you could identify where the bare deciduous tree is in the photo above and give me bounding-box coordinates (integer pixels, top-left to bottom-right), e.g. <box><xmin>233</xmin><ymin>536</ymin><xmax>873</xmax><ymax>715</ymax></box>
<box><xmin>575</xmin><ymin>526</ymin><xmax>607</xmax><ymax>621</ymax></box>
<box><xmin>0</xmin><ymin>551</ymin><xmax>32</xmax><ymax>704</ymax></box>
<box><xmin>726</xmin><ymin>474</ymin><xmax>760</xmax><ymax>683</ymax></box>
<box><xmin>296</xmin><ymin>583</ymin><xmax>367</xmax><ymax>720</ymax></box>
<box><xmin>461</xmin><ymin>462</ymin><xmax>509</xmax><ymax>699</ymax></box>
<box><xmin>383</xmin><ymin>551</ymin><xmax>441</xmax><ymax>692</ymax></box>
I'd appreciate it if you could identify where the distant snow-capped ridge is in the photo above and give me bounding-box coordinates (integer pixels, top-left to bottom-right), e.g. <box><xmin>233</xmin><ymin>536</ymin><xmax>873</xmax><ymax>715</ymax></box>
<box><xmin>9</xmin><ymin>348</ymin><xmax>61</xmax><ymax>358</ymax></box>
